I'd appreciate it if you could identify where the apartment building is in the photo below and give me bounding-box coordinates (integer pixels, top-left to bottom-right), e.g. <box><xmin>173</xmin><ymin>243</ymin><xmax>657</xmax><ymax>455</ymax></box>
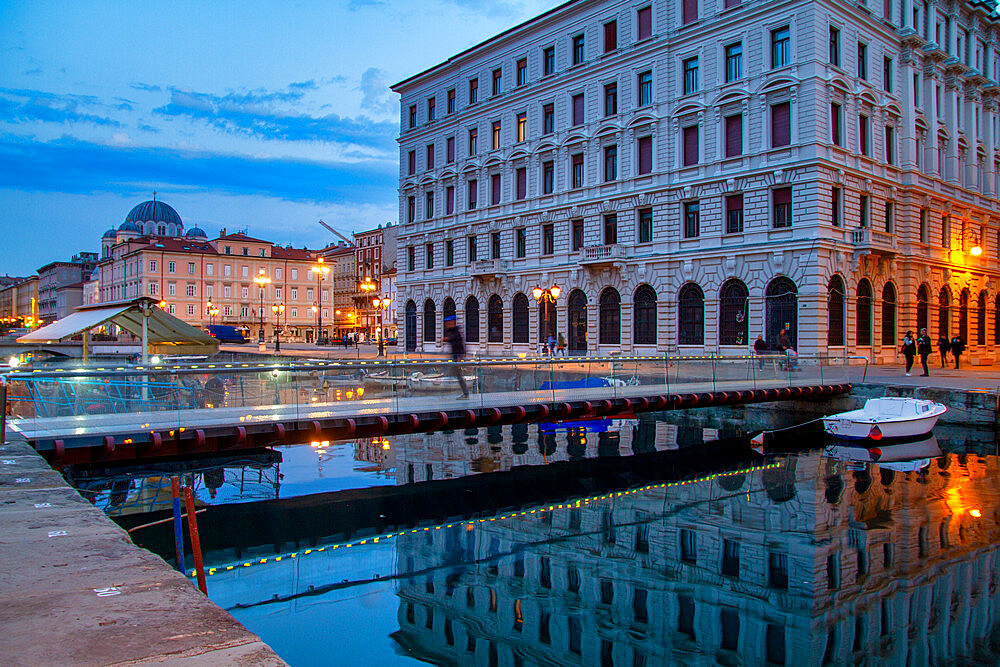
<box><xmin>393</xmin><ymin>0</ymin><xmax>1000</xmax><ymax>361</ymax></box>
<box><xmin>36</xmin><ymin>252</ymin><xmax>99</xmax><ymax>324</ymax></box>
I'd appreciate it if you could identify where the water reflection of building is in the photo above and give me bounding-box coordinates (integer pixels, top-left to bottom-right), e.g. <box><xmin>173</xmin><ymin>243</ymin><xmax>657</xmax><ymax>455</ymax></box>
<box><xmin>391</xmin><ymin>451</ymin><xmax>1000</xmax><ymax>666</ymax></box>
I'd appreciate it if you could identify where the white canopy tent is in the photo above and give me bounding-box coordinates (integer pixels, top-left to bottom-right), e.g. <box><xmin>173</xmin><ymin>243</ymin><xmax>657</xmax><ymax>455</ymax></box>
<box><xmin>17</xmin><ymin>297</ymin><xmax>219</xmax><ymax>360</ymax></box>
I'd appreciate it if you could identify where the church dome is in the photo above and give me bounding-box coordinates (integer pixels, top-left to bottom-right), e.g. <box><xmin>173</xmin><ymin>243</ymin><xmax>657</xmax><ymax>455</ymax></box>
<box><xmin>124</xmin><ymin>200</ymin><xmax>183</xmax><ymax>226</ymax></box>
<box><xmin>118</xmin><ymin>221</ymin><xmax>141</xmax><ymax>233</ymax></box>
<box><xmin>185</xmin><ymin>226</ymin><xmax>207</xmax><ymax>239</ymax></box>
<box><xmin>102</xmin><ymin>228</ymin><xmax>117</xmax><ymax>239</ymax></box>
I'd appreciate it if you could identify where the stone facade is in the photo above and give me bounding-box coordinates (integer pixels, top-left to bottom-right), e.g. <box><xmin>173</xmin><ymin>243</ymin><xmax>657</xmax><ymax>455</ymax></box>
<box><xmin>393</xmin><ymin>0</ymin><xmax>1000</xmax><ymax>363</ymax></box>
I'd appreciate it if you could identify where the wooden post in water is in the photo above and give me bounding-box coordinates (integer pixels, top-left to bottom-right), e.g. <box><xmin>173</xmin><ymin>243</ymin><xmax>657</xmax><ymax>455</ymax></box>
<box><xmin>183</xmin><ymin>486</ymin><xmax>207</xmax><ymax>594</ymax></box>
<box><xmin>170</xmin><ymin>476</ymin><xmax>185</xmax><ymax>574</ymax></box>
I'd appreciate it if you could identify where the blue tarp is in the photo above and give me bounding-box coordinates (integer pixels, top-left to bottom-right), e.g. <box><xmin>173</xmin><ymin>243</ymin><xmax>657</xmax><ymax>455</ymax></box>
<box><xmin>538</xmin><ymin>377</ymin><xmax>610</xmax><ymax>391</ymax></box>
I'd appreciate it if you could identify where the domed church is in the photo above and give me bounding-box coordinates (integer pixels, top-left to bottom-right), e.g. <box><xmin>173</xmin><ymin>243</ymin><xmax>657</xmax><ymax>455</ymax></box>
<box><xmin>101</xmin><ymin>196</ymin><xmax>207</xmax><ymax>257</ymax></box>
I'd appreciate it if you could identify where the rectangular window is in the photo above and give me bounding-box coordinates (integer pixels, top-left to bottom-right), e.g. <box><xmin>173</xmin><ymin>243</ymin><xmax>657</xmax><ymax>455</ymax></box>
<box><xmin>721</xmin><ymin>608</ymin><xmax>740</xmax><ymax>650</ymax></box>
<box><xmin>468</xmin><ymin>128</ymin><xmax>478</xmax><ymax>155</ymax></box>
<box><xmin>447</xmin><ymin>88</ymin><xmax>455</xmax><ymax>114</ymax></box>
<box><xmin>682</xmin><ymin>0</ymin><xmax>697</xmax><ymax>25</ymax></box>
<box><xmin>491</xmin><ymin>232</ymin><xmax>501</xmax><ymax>259</ymax></box>
<box><xmin>726</xmin><ymin>194</ymin><xmax>744</xmax><ymax>233</ymax></box>
<box><xmin>468</xmin><ymin>236</ymin><xmax>477</xmax><ymax>262</ymax></box>
<box><xmin>883</xmin><ymin>56</ymin><xmax>893</xmax><ymax>92</ymax></box>
<box><xmin>885</xmin><ymin>201</ymin><xmax>894</xmax><ymax>233</ymax></box>
<box><xmin>638</xmin><ymin>207</ymin><xmax>653</xmax><ymax>243</ymax></box>
<box><xmin>407</xmin><ymin>196</ymin><xmax>415</xmax><ymax>223</ymax></box>
<box><xmin>492</xmin><ymin>68</ymin><xmax>502</xmax><ymax>95</ymax></box>
<box><xmin>425</xmin><ymin>191</ymin><xmax>434</xmax><ymax>218</ymax></box>
<box><xmin>542</xmin><ymin>223</ymin><xmax>554</xmax><ymax>254</ymax></box>
<box><xmin>604</xmin><ymin>145</ymin><xmax>617</xmax><ymax>181</ymax></box>
<box><xmin>467</xmin><ymin>179</ymin><xmax>478</xmax><ymax>210</ymax></box>
<box><xmin>446</xmin><ymin>186</ymin><xmax>455</xmax><ymax>215</ymax></box>
<box><xmin>516</xmin><ymin>112</ymin><xmax>526</xmax><ymax>142</ymax></box>
<box><xmin>407</xmin><ymin>150</ymin><xmax>416</xmax><ymax>175</ymax></box>
<box><xmin>571</xmin><ymin>153</ymin><xmax>584</xmax><ymax>188</ymax></box>
<box><xmin>683</xmin><ymin>57</ymin><xmax>699</xmax><ymax>94</ymax></box>
<box><xmin>603</xmin><ymin>213</ymin><xmax>617</xmax><ymax>245</ymax></box>
<box><xmin>408</xmin><ymin>104</ymin><xmax>417</xmax><ymax>128</ymax></box>
<box><xmin>913</xmin><ymin>73</ymin><xmax>920</xmax><ymax>105</ymax></box>
<box><xmin>831</xmin><ymin>103</ymin><xmax>842</xmax><ymax>145</ymax></box>
<box><xmin>543</xmin><ymin>46</ymin><xmax>555</xmax><ymax>75</ymax></box>
<box><xmin>832</xmin><ymin>187</ymin><xmax>842</xmax><ymax>227</ymax></box>
<box><xmin>187</xmin><ymin>262</ymin><xmax>194</xmax><ymax>274</ymax></box>
<box><xmin>919</xmin><ymin>209</ymin><xmax>928</xmax><ymax>243</ymax></box>
<box><xmin>469</xmin><ymin>77</ymin><xmax>478</xmax><ymax>104</ymax></box>
<box><xmin>603</xmin><ymin>82</ymin><xmax>617</xmax><ymax>116</ymax></box>
<box><xmin>680</xmin><ymin>529</ymin><xmax>697</xmax><ymax>562</ymax></box>
<box><xmin>885</xmin><ymin>126</ymin><xmax>895</xmax><ymax>164</ymax></box>
<box><xmin>725</xmin><ymin>42</ymin><xmax>742</xmax><ymax>82</ymax></box>
<box><xmin>572</xmin><ymin>93</ymin><xmax>584</xmax><ymax>126</ymax></box>
<box><xmin>859</xmin><ymin>115</ymin><xmax>871</xmax><ymax>156</ymax></box>
<box><xmin>516</xmin><ymin>58</ymin><xmax>527</xmax><ymax>86</ymax></box>
<box><xmin>427</xmin><ymin>97</ymin><xmax>435</xmax><ymax>121</ymax></box>
<box><xmin>515</xmin><ymin>228</ymin><xmax>526</xmax><ymax>258</ymax></box>
<box><xmin>543</xmin><ymin>103</ymin><xmax>554</xmax><ymax>134</ymax></box>
<box><xmin>572</xmin><ymin>34</ymin><xmax>585</xmax><ymax>64</ymax></box>
<box><xmin>167</xmin><ymin>261</ymin><xmax>176</xmax><ymax>273</ymax></box>
<box><xmin>684</xmin><ymin>201</ymin><xmax>700</xmax><ymax>238</ymax></box>
<box><xmin>725</xmin><ymin>114</ymin><xmax>743</xmax><ymax>157</ymax></box>
<box><xmin>516</xmin><ymin>167</ymin><xmax>527</xmax><ymax>199</ymax></box>
<box><xmin>768</xmin><ymin>552</ymin><xmax>789</xmax><ymax>589</ymax></box>
<box><xmin>858</xmin><ymin>42</ymin><xmax>868</xmax><ymax>79</ymax></box>
<box><xmin>637</xmin><ymin>135</ymin><xmax>653</xmax><ymax>174</ymax></box>
<box><xmin>682</xmin><ymin>125</ymin><xmax>699</xmax><ymax>166</ymax></box>
<box><xmin>678</xmin><ymin>595</ymin><xmax>695</xmax><ymax>637</ymax></box>
<box><xmin>445</xmin><ymin>239</ymin><xmax>454</xmax><ymax>266</ymax></box>
<box><xmin>773</xmin><ymin>187</ymin><xmax>792</xmax><ymax>228</ymax></box>
<box><xmin>637</xmin><ymin>6</ymin><xmax>652</xmax><ymax>40</ymax></box>
<box><xmin>446</xmin><ymin>136</ymin><xmax>455</xmax><ymax>163</ymax></box>
<box><xmin>425</xmin><ymin>243</ymin><xmax>434</xmax><ymax>269</ymax></box>
<box><xmin>771</xmin><ymin>101</ymin><xmax>791</xmax><ymax>147</ymax></box>
<box><xmin>426</xmin><ymin>143</ymin><xmax>435</xmax><ymax>170</ymax></box>
<box><xmin>604</xmin><ymin>20</ymin><xmax>617</xmax><ymax>52</ymax></box>
<box><xmin>860</xmin><ymin>194</ymin><xmax>869</xmax><ymax>228</ymax></box>
<box><xmin>542</xmin><ymin>161</ymin><xmax>554</xmax><ymax>194</ymax></box>
<box><xmin>572</xmin><ymin>219</ymin><xmax>584</xmax><ymax>251</ymax></box>
<box><xmin>772</xmin><ymin>26</ymin><xmax>790</xmax><ymax>68</ymax></box>
<box><xmin>491</xmin><ymin>121</ymin><xmax>501</xmax><ymax>149</ymax></box>
<box><xmin>722</xmin><ymin>539</ymin><xmax>740</xmax><ymax>576</ymax></box>
<box><xmin>491</xmin><ymin>173</ymin><xmax>501</xmax><ymax>205</ymax></box>
<box><xmin>637</xmin><ymin>70</ymin><xmax>652</xmax><ymax>106</ymax></box>
<box><xmin>830</xmin><ymin>27</ymin><xmax>840</xmax><ymax>66</ymax></box>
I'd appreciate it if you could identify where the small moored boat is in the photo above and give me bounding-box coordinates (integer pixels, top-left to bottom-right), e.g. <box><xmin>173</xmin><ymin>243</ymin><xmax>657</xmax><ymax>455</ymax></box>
<box><xmin>822</xmin><ymin>397</ymin><xmax>946</xmax><ymax>440</ymax></box>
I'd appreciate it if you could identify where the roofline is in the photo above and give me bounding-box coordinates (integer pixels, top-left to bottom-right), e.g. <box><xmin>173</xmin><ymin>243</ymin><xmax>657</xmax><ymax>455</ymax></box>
<box><xmin>391</xmin><ymin>0</ymin><xmax>581</xmax><ymax>91</ymax></box>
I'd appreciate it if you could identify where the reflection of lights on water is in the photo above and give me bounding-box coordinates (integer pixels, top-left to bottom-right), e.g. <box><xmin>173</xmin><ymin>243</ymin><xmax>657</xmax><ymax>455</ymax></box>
<box><xmin>970</xmin><ymin>509</ymin><xmax>982</xmax><ymax>518</ymax></box>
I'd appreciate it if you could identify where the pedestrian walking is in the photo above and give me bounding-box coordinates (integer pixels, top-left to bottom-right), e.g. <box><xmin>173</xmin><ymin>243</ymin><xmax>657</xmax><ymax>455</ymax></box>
<box><xmin>444</xmin><ymin>315</ymin><xmax>469</xmax><ymax>398</ymax></box>
<box><xmin>951</xmin><ymin>335</ymin><xmax>965</xmax><ymax>369</ymax></box>
<box><xmin>753</xmin><ymin>334</ymin><xmax>767</xmax><ymax>369</ymax></box>
<box><xmin>900</xmin><ymin>330</ymin><xmax>916</xmax><ymax>376</ymax></box>
<box><xmin>556</xmin><ymin>333</ymin><xmax>566</xmax><ymax>357</ymax></box>
<box><xmin>916</xmin><ymin>328</ymin><xmax>932</xmax><ymax>376</ymax></box>
<box><xmin>937</xmin><ymin>334</ymin><xmax>951</xmax><ymax>367</ymax></box>
<box><xmin>547</xmin><ymin>334</ymin><xmax>556</xmax><ymax>357</ymax></box>
<box><xmin>776</xmin><ymin>328</ymin><xmax>797</xmax><ymax>370</ymax></box>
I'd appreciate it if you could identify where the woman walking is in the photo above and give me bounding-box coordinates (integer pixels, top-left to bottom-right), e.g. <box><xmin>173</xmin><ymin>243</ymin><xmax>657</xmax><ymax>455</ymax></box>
<box><xmin>937</xmin><ymin>334</ymin><xmax>951</xmax><ymax>368</ymax></box>
<box><xmin>917</xmin><ymin>328</ymin><xmax>932</xmax><ymax>376</ymax></box>
<box><xmin>900</xmin><ymin>331</ymin><xmax>916</xmax><ymax>376</ymax></box>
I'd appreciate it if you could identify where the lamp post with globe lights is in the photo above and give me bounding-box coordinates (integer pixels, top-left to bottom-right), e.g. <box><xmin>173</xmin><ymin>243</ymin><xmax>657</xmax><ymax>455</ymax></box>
<box><xmin>373</xmin><ymin>296</ymin><xmax>391</xmax><ymax>356</ymax></box>
<box><xmin>532</xmin><ymin>284</ymin><xmax>561</xmax><ymax>354</ymax></box>
<box><xmin>359</xmin><ymin>276</ymin><xmax>376</xmax><ymax>341</ymax></box>
<box><xmin>253</xmin><ymin>270</ymin><xmax>271</xmax><ymax>345</ymax></box>
<box><xmin>271</xmin><ymin>303</ymin><xmax>285</xmax><ymax>352</ymax></box>
<box><xmin>311</xmin><ymin>258</ymin><xmax>330</xmax><ymax>344</ymax></box>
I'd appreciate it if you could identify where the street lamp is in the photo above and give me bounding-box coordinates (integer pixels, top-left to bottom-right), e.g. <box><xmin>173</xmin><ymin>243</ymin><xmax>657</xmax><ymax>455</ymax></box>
<box><xmin>359</xmin><ymin>276</ymin><xmax>376</xmax><ymax>341</ymax></box>
<box><xmin>532</xmin><ymin>284</ymin><xmax>561</xmax><ymax>353</ymax></box>
<box><xmin>311</xmin><ymin>258</ymin><xmax>330</xmax><ymax>344</ymax></box>
<box><xmin>253</xmin><ymin>269</ymin><xmax>271</xmax><ymax>344</ymax></box>
<box><xmin>373</xmin><ymin>296</ymin><xmax>391</xmax><ymax>356</ymax></box>
<box><xmin>271</xmin><ymin>303</ymin><xmax>285</xmax><ymax>352</ymax></box>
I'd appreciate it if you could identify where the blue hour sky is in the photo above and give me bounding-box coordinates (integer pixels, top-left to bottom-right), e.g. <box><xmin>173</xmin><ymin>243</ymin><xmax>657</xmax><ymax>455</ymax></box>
<box><xmin>0</xmin><ymin>0</ymin><xmax>551</xmax><ymax>275</ymax></box>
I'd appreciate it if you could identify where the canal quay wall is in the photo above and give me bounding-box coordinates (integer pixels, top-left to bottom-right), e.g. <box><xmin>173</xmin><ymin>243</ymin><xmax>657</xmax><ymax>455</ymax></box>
<box><xmin>0</xmin><ymin>435</ymin><xmax>285</xmax><ymax>666</ymax></box>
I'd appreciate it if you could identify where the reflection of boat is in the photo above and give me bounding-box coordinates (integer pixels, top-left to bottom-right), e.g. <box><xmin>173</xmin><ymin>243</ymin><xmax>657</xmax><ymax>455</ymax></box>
<box><xmin>365</xmin><ymin>371</ymin><xmax>409</xmax><ymax>387</ymax></box>
<box><xmin>539</xmin><ymin>418</ymin><xmax>639</xmax><ymax>433</ymax></box>
<box><xmin>824</xmin><ymin>433</ymin><xmax>941</xmax><ymax>472</ymax></box>
<box><xmin>407</xmin><ymin>372</ymin><xmax>477</xmax><ymax>391</ymax></box>
<box><xmin>822</xmin><ymin>398</ymin><xmax>946</xmax><ymax>440</ymax></box>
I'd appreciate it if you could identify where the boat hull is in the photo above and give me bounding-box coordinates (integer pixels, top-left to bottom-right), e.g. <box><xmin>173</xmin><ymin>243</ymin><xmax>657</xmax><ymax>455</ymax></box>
<box><xmin>822</xmin><ymin>413</ymin><xmax>942</xmax><ymax>440</ymax></box>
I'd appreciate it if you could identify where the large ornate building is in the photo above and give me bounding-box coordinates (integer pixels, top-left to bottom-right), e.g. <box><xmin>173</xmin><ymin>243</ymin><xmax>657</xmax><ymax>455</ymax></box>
<box><xmin>393</xmin><ymin>0</ymin><xmax>1000</xmax><ymax>362</ymax></box>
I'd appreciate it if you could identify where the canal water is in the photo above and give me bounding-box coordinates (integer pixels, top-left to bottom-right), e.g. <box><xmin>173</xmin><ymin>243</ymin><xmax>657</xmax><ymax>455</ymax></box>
<box><xmin>64</xmin><ymin>409</ymin><xmax>1000</xmax><ymax>666</ymax></box>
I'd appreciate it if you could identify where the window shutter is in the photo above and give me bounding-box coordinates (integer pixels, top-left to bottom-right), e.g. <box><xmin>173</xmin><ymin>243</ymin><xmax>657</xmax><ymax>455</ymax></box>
<box><xmin>725</xmin><ymin>115</ymin><xmax>742</xmax><ymax>157</ymax></box>
<box><xmin>773</xmin><ymin>187</ymin><xmax>792</xmax><ymax>206</ymax></box>
<box><xmin>573</xmin><ymin>94</ymin><xmax>584</xmax><ymax>125</ymax></box>
<box><xmin>683</xmin><ymin>126</ymin><xmax>699</xmax><ymax>166</ymax></box>
<box><xmin>491</xmin><ymin>173</ymin><xmax>501</xmax><ymax>205</ymax></box>
<box><xmin>516</xmin><ymin>168</ymin><xmax>527</xmax><ymax>199</ymax></box>
<box><xmin>771</xmin><ymin>102</ymin><xmax>791</xmax><ymax>147</ymax></box>
<box><xmin>831</xmin><ymin>104</ymin><xmax>841</xmax><ymax>145</ymax></box>
<box><xmin>683</xmin><ymin>0</ymin><xmax>697</xmax><ymax>24</ymax></box>
<box><xmin>727</xmin><ymin>193</ymin><xmax>743</xmax><ymax>216</ymax></box>
<box><xmin>638</xmin><ymin>136</ymin><xmax>652</xmax><ymax>174</ymax></box>
<box><xmin>637</xmin><ymin>7</ymin><xmax>652</xmax><ymax>40</ymax></box>
<box><xmin>604</xmin><ymin>21</ymin><xmax>617</xmax><ymax>52</ymax></box>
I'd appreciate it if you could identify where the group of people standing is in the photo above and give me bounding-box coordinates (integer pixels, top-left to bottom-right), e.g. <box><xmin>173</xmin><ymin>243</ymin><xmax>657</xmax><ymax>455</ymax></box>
<box><xmin>900</xmin><ymin>329</ymin><xmax>966</xmax><ymax>376</ymax></box>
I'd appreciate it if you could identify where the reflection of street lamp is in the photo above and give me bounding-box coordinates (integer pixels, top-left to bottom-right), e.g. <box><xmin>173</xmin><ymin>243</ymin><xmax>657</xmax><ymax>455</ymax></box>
<box><xmin>532</xmin><ymin>284</ymin><xmax>561</xmax><ymax>347</ymax></box>
<box><xmin>253</xmin><ymin>270</ymin><xmax>271</xmax><ymax>344</ymax></box>
<box><xmin>373</xmin><ymin>296</ymin><xmax>391</xmax><ymax>356</ymax></box>
<box><xmin>359</xmin><ymin>276</ymin><xmax>376</xmax><ymax>340</ymax></box>
<box><xmin>271</xmin><ymin>303</ymin><xmax>285</xmax><ymax>352</ymax></box>
<box><xmin>311</xmin><ymin>258</ymin><xmax>330</xmax><ymax>344</ymax></box>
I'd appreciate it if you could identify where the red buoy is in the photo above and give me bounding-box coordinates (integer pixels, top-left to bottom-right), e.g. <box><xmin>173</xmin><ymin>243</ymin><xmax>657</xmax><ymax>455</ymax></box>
<box><xmin>868</xmin><ymin>447</ymin><xmax>883</xmax><ymax>461</ymax></box>
<box><xmin>869</xmin><ymin>425</ymin><xmax>883</xmax><ymax>440</ymax></box>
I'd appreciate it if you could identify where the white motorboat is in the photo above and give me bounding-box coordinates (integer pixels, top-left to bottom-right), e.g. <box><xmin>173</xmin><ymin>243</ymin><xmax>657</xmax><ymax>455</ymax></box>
<box><xmin>822</xmin><ymin>397</ymin><xmax>946</xmax><ymax>440</ymax></box>
<box><xmin>406</xmin><ymin>372</ymin><xmax>477</xmax><ymax>392</ymax></box>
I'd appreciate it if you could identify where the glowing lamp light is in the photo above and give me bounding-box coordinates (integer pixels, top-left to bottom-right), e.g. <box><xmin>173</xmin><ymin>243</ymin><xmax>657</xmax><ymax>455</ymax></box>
<box><xmin>150</xmin><ymin>355</ymin><xmax>161</xmax><ymax>364</ymax></box>
<box><xmin>971</xmin><ymin>246</ymin><xmax>983</xmax><ymax>256</ymax></box>
<box><xmin>970</xmin><ymin>509</ymin><xmax>982</xmax><ymax>518</ymax></box>
<box><xmin>8</xmin><ymin>356</ymin><xmax>20</xmax><ymax>368</ymax></box>
<box><xmin>531</xmin><ymin>286</ymin><xmax>543</xmax><ymax>300</ymax></box>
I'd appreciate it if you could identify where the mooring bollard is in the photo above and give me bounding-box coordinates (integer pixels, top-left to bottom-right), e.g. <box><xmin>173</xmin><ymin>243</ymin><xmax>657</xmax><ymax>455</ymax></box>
<box><xmin>170</xmin><ymin>476</ymin><xmax>185</xmax><ymax>574</ymax></box>
<box><xmin>183</xmin><ymin>486</ymin><xmax>207</xmax><ymax>595</ymax></box>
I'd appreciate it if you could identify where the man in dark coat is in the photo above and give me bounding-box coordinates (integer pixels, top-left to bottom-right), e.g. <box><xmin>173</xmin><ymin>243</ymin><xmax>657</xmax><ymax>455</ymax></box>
<box><xmin>937</xmin><ymin>334</ymin><xmax>951</xmax><ymax>367</ymax></box>
<box><xmin>916</xmin><ymin>328</ymin><xmax>932</xmax><ymax>377</ymax></box>
<box><xmin>444</xmin><ymin>315</ymin><xmax>469</xmax><ymax>398</ymax></box>
<box><xmin>951</xmin><ymin>335</ymin><xmax>966</xmax><ymax>369</ymax></box>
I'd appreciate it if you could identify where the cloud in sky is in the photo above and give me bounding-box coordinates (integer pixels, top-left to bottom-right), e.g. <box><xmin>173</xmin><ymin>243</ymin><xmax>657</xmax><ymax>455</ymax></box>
<box><xmin>359</xmin><ymin>68</ymin><xmax>394</xmax><ymax>116</ymax></box>
<box><xmin>0</xmin><ymin>88</ymin><xmax>121</xmax><ymax>127</ymax></box>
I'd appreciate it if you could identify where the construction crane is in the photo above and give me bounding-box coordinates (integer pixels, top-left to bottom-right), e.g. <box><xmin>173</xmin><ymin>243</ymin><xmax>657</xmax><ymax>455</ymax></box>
<box><xmin>317</xmin><ymin>220</ymin><xmax>356</xmax><ymax>247</ymax></box>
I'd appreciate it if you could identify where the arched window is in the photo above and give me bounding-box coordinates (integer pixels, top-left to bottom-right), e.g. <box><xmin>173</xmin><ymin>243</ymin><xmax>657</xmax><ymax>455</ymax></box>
<box><xmin>599</xmin><ymin>287</ymin><xmax>621</xmax><ymax>345</ymax></box>
<box><xmin>765</xmin><ymin>277</ymin><xmax>798</xmax><ymax>350</ymax></box>
<box><xmin>977</xmin><ymin>290</ymin><xmax>987</xmax><ymax>346</ymax></box>
<box><xmin>443</xmin><ymin>297</ymin><xmax>456</xmax><ymax>323</ymax></box>
<box><xmin>719</xmin><ymin>279</ymin><xmax>749</xmax><ymax>346</ymax></box>
<box><xmin>512</xmin><ymin>293</ymin><xmax>529</xmax><ymax>343</ymax></box>
<box><xmin>568</xmin><ymin>290</ymin><xmax>587</xmax><ymax>353</ymax></box>
<box><xmin>959</xmin><ymin>288</ymin><xmax>969</xmax><ymax>342</ymax></box>
<box><xmin>488</xmin><ymin>295</ymin><xmax>503</xmax><ymax>343</ymax></box>
<box><xmin>538</xmin><ymin>299</ymin><xmax>557</xmax><ymax>342</ymax></box>
<box><xmin>633</xmin><ymin>285</ymin><xmax>657</xmax><ymax>345</ymax></box>
<box><xmin>938</xmin><ymin>286</ymin><xmax>951</xmax><ymax>338</ymax></box>
<box><xmin>405</xmin><ymin>300</ymin><xmax>417</xmax><ymax>351</ymax></box>
<box><xmin>916</xmin><ymin>283</ymin><xmax>930</xmax><ymax>332</ymax></box>
<box><xmin>856</xmin><ymin>279</ymin><xmax>873</xmax><ymax>346</ymax></box>
<box><xmin>465</xmin><ymin>296</ymin><xmax>480</xmax><ymax>342</ymax></box>
<box><xmin>881</xmin><ymin>283</ymin><xmax>897</xmax><ymax>346</ymax></box>
<box><xmin>423</xmin><ymin>299</ymin><xmax>437</xmax><ymax>342</ymax></box>
<box><xmin>827</xmin><ymin>276</ymin><xmax>846</xmax><ymax>346</ymax></box>
<box><xmin>678</xmin><ymin>283</ymin><xmax>704</xmax><ymax>345</ymax></box>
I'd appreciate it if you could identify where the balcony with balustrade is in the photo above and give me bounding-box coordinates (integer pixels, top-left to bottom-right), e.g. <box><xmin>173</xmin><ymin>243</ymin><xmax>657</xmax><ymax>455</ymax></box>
<box><xmin>579</xmin><ymin>244</ymin><xmax>630</xmax><ymax>267</ymax></box>
<box><xmin>470</xmin><ymin>259</ymin><xmax>508</xmax><ymax>279</ymax></box>
<box><xmin>850</xmin><ymin>228</ymin><xmax>895</xmax><ymax>256</ymax></box>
